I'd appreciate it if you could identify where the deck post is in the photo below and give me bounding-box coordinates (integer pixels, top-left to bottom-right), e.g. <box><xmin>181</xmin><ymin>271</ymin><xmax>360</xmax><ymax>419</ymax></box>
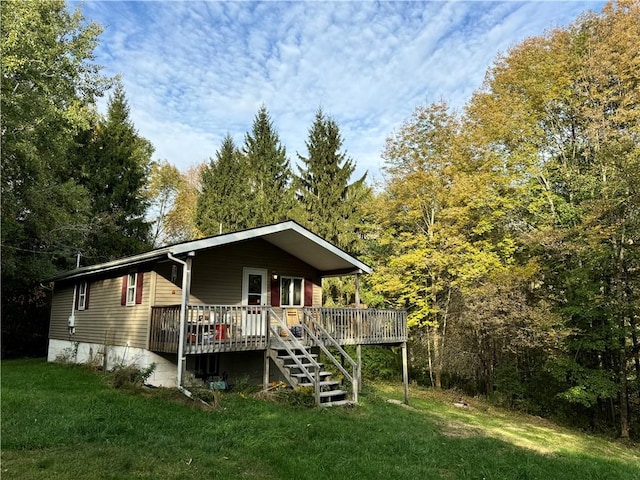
<box><xmin>356</xmin><ymin>344</ymin><xmax>362</xmax><ymax>389</ymax></box>
<box><xmin>355</xmin><ymin>273</ymin><xmax>362</xmax><ymax>389</ymax></box>
<box><xmin>263</xmin><ymin>349</ymin><xmax>270</xmax><ymax>389</ymax></box>
<box><xmin>402</xmin><ymin>341</ymin><xmax>409</xmax><ymax>405</ymax></box>
<box><xmin>314</xmin><ymin>363</ymin><xmax>321</xmax><ymax>406</ymax></box>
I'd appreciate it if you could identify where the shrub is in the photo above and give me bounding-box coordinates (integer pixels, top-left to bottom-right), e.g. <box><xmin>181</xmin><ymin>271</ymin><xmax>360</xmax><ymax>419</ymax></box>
<box><xmin>54</xmin><ymin>342</ymin><xmax>79</xmax><ymax>364</ymax></box>
<box><xmin>186</xmin><ymin>384</ymin><xmax>220</xmax><ymax>406</ymax></box>
<box><xmin>106</xmin><ymin>363</ymin><xmax>156</xmax><ymax>389</ymax></box>
<box><xmin>274</xmin><ymin>385</ymin><xmax>316</xmax><ymax>408</ymax></box>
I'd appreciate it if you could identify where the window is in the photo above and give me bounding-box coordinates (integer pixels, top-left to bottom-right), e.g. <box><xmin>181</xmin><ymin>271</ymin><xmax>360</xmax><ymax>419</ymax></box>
<box><xmin>77</xmin><ymin>282</ymin><xmax>88</xmax><ymax>310</ymax></box>
<box><xmin>121</xmin><ymin>272</ymin><xmax>144</xmax><ymax>306</ymax></box>
<box><xmin>126</xmin><ymin>273</ymin><xmax>137</xmax><ymax>306</ymax></box>
<box><xmin>280</xmin><ymin>277</ymin><xmax>303</xmax><ymax>307</ymax></box>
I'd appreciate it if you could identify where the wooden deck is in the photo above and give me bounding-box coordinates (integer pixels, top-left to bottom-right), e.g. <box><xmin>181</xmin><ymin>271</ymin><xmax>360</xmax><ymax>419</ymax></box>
<box><xmin>148</xmin><ymin>305</ymin><xmax>407</xmax><ymax>354</ymax></box>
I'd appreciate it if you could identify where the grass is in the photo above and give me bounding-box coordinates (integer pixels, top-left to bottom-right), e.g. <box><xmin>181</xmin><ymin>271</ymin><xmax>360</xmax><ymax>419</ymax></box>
<box><xmin>2</xmin><ymin>359</ymin><xmax>639</xmax><ymax>480</ymax></box>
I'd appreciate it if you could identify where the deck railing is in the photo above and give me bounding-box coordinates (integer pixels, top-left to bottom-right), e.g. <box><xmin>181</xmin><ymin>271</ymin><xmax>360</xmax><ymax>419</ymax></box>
<box><xmin>302</xmin><ymin>307</ymin><xmax>407</xmax><ymax>345</ymax></box>
<box><xmin>149</xmin><ymin>305</ymin><xmax>407</xmax><ymax>354</ymax></box>
<box><xmin>149</xmin><ymin>304</ymin><xmax>270</xmax><ymax>354</ymax></box>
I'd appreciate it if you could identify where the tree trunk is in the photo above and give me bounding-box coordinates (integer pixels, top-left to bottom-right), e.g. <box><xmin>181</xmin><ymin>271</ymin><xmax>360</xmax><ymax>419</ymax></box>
<box><xmin>619</xmin><ymin>340</ymin><xmax>630</xmax><ymax>438</ymax></box>
<box><xmin>425</xmin><ymin>326</ymin><xmax>435</xmax><ymax>388</ymax></box>
<box><xmin>630</xmin><ymin>315</ymin><xmax>640</xmax><ymax>381</ymax></box>
<box><xmin>432</xmin><ymin>327</ymin><xmax>442</xmax><ymax>388</ymax></box>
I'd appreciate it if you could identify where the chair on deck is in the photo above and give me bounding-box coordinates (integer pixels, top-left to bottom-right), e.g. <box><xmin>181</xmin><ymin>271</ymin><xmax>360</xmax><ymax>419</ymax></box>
<box><xmin>284</xmin><ymin>309</ymin><xmax>303</xmax><ymax>338</ymax></box>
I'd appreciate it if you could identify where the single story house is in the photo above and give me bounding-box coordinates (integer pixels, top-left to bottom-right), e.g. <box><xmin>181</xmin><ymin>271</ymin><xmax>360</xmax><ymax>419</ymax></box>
<box><xmin>46</xmin><ymin>221</ymin><xmax>408</xmax><ymax>405</ymax></box>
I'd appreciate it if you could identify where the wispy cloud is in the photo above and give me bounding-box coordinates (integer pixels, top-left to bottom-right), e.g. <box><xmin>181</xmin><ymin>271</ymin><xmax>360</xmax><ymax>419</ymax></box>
<box><xmin>73</xmin><ymin>0</ymin><xmax>605</xmax><ymax>181</ymax></box>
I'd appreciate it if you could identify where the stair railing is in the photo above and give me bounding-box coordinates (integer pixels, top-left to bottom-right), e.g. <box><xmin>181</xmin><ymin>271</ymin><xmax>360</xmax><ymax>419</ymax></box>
<box><xmin>268</xmin><ymin>308</ymin><xmax>321</xmax><ymax>405</ymax></box>
<box><xmin>301</xmin><ymin>310</ymin><xmax>359</xmax><ymax>404</ymax></box>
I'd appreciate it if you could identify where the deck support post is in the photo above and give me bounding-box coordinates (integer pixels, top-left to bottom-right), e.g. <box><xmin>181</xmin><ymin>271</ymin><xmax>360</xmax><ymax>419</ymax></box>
<box><xmin>354</xmin><ymin>272</ymin><xmax>362</xmax><ymax>389</ymax></box>
<box><xmin>263</xmin><ymin>349</ymin><xmax>270</xmax><ymax>389</ymax></box>
<box><xmin>402</xmin><ymin>341</ymin><xmax>409</xmax><ymax>405</ymax></box>
<box><xmin>356</xmin><ymin>344</ymin><xmax>362</xmax><ymax>389</ymax></box>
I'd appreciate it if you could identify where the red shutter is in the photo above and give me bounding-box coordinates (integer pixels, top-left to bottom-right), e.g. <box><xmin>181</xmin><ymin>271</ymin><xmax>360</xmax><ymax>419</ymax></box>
<box><xmin>121</xmin><ymin>275</ymin><xmax>128</xmax><ymax>305</ymax></box>
<box><xmin>270</xmin><ymin>275</ymin><xmax>280</xmax><ymax>307</ymax></box>
<box><xmin>304</xmin><ymin>278</ymin><xmax>313</xmax><ymax>307</ymax></box>
<box><xmin>74</xmin><ymin>284</ymin><xmax>80</xmax><ymax>310</ymax></box>
<box><xmin>85</xmin><ymin>282</ymin><xmax>90</xmax><ymax>310</ymax></box>
<box><xmin>135</xmin><ymin>272</ymin><xmax>144</xmax><ymax>304</ymax></box>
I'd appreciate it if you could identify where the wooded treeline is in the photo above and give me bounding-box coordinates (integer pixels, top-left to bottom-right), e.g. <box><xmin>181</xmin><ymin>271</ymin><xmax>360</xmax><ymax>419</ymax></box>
<box><xmin>2</xmin><ymin>0</ymin><xmax>637</xmax><ymax>438</ymax></box>
<box><xmin>368</xmin><ymin>1</ymin><xmax>638</xmax><ymax>438</ymax></box>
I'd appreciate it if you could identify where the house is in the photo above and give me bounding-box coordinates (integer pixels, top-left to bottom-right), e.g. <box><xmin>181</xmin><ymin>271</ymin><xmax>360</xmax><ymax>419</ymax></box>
<box><xmin>46</xmin><ymin>221</ymin><xmax>408</xmax><ymax>405</ymax></box>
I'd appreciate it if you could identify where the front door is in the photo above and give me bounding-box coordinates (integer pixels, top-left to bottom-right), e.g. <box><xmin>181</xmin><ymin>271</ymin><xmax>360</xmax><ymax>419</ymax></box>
<box><xmin>241</xmin><ymin>268</ymin><xmax>267</xmax><ymax>336</ymax></box>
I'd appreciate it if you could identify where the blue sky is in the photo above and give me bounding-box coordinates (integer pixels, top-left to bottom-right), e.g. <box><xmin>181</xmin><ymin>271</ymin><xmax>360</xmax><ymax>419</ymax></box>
<box><xmin>71</xmin><ymin>0</ymin><xmax>605</xmax><ymax>182</ymax></box>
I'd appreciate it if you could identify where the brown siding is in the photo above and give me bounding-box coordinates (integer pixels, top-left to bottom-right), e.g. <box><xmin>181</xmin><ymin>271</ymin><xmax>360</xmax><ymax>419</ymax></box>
<box><xmin>49</xmin><ymin>273</ymin><xmax>151</xmax><ymax>349</ymax></box>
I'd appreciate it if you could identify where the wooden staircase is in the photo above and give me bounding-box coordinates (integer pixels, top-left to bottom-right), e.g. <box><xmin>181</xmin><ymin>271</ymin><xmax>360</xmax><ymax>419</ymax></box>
<box><xmin>269</xmin><ymin>347</ymin><xmax>350</xmax><ymax>406</ymax></box>
<box><xmin>267</xmin><ymin>308</ymin><xmax>360</xmax><ymax>406</ymax></box>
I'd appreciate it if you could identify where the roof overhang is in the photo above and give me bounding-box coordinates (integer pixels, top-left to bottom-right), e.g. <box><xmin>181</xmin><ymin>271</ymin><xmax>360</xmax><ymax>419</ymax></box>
<box><xmin>45</xmin><ymin>221</ymin><xmax>371</xmax><ymax>283</ymax></box>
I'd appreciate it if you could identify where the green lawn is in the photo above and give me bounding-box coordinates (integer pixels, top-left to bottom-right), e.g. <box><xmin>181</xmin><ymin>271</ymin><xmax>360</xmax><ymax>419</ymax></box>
<box><xmin>2</xmin><ymin>359</ymin><xmax>639</xmax><ymax>479</ymax></box>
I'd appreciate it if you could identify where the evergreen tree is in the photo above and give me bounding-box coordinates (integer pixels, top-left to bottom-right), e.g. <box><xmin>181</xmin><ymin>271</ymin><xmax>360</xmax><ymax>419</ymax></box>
<box><xmin>81</xmin><ymin>84</ymin><xmax>153</xmax><ymax>261</ymax></box>
<box><xmin>242</xmin><ymin>105</ymin><xmax>293</xmax><ymax>226</ymax></box>
<box><xmin>197</xmin><ymin>134</ymin><xmax>251</xmax><ymax>235</ymax></box>
<box><xmin>296</xmin><ymin>109</ymin><xmax>367</xmax><ymax>253</ymax></box>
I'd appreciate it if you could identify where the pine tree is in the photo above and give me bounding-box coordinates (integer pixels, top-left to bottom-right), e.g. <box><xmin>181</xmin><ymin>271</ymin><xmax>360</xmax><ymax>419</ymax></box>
<box><xmin>242</xmin><ymin>105</ymin><xmax>293</xmax><ymax>226</ymax></box>
<box><xmin>296</xmin><ymin>109</ymin><xmax>367</xmax><ymax>253</ymax></box>
<box><xmin>197</xmin><ymin>134</ymin><xmax>251</xmax><ymax>235</ymax></box>
<box><xmin>82</xmin><ymin>84</ymin><xmax>153</xmax><ymax>261</ymax></box>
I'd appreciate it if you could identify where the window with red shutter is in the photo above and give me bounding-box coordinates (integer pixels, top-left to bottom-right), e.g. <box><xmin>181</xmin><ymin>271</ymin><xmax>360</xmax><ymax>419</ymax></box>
<box><xmin>304</xmin><ymin>278</ymin><xmax>313</xmax><ymax>307</ymax></box>
<box><xmin>122</xmin><ymin>273</ymin><xmax>142</xmax><ymax>306</ymax></box>
<box><xmin>270</xmin><ymin>274</ymin><xmax>280</xmax><ymax>307</ymax></box>
<box><xmin>135</xmin><ymin>272</ymin><xmax>144</xmax><ymax>304</ymax></box>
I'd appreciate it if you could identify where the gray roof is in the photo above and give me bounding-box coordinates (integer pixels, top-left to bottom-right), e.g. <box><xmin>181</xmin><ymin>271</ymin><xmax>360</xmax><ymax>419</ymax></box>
<box><xmin>46</xmin><ymin>221</ymin><xmax>371</xmax><ymax>282</ymax></box>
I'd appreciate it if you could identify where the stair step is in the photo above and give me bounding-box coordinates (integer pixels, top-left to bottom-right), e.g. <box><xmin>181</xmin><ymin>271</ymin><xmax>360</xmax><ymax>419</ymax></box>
<box><xmin>284</xmin><ymin>362</ymin><xmax>324</xmax><ymax>370</ymax></box>
<box><xmin>320</xmin><ymin>399</ymin><xmax>352</xmax><ymax>407</ymax></box>
<box><xmin>273</xmin><ymin>345</ymin><xmax>309</xmax><ymax>352</ymax></box>
<box><xmin>319</xmin><ymin>389</ymin><xmax>347</xmax><ymax>398</ymax></box>
<box><xmin>278</xmin><ymin>354</ymin><xmax>318</xmax><ymax>360</ymax></box>
<box><xmin>297</xmin><ymin>380</ymin><xmax>339</xmax><ymax>388</ymax></box>
<box><xmin>290</xmin><ymin>371</ymin><xmax>332</xmax><ymax>379</ymax></box>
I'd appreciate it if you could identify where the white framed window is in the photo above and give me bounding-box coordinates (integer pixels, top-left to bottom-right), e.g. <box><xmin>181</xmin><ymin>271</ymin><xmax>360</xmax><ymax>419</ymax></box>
<box><xmin>126</xmin><ymin>273</ymin><xmax>137</xmax><ymax>306</ymax></box>
<box><xmin>77</xmin><ymin>282</ymin><xmax>88</xmax><ymax>310</ymax></box>
<box><xmin>280</xmin><ymin>277</ymin><xmax>303</xmax><ymax>307</ymax></box>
